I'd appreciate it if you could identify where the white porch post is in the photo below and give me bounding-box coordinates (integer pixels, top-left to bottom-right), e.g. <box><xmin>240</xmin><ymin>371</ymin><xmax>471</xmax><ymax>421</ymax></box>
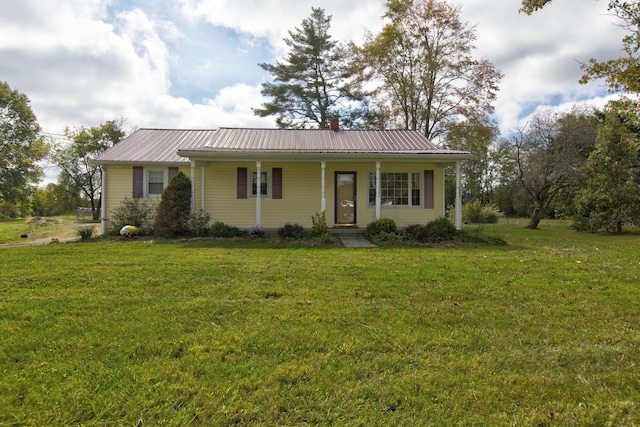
<box><xmin>320</xmin><ymin>161</ymin><xmax>326</xmax><ymax>212</ymax></box>
<box><xmin>201</xmin><ymin>165</ymin><xmax>205</xmax><ymax>213</ymax></box>
<box><xmin>375</xmin><ymin>161</ymin><xmax>381</xmax><ymax>220</ymax></box>
<box><xmin>455</xmin><ymin>161</ymin><xmax>463</xmax><ymax>230</ymax></box>
<box><xmin>256</xmin><ymin>161</ymin><xmax>262</xmax><ymax>227</ymax></box>
<box><xmin>100</xmin><ymin>167</ymin><xmax>107</xmax><ymax>235</ymax></box>
<box><xmin>190</xmin><ymin>161</ymin><xmax>196</xmax><ymax>214</ymax></box>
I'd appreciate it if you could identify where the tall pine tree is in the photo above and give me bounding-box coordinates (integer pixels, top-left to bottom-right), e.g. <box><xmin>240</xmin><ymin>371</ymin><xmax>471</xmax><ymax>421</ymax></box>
<box><xmin>254</xmin><ymin>7</ymin><xmax>362</xmax><ymax>129</ymax></box>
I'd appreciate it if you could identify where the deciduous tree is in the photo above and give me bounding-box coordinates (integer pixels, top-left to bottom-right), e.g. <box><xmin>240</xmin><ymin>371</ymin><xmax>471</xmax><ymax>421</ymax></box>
<box><xmin>352</xmin><ymin>0</ymin><xmax>502</xmax><ymax>142</ymax></box>
<box><xmin>254</xmin><ymin>7</ymin><xmax>363</xmax><ymax>129</ymax></box>
<box><xmin>573</xmin><ymin>107</ymin><xmax>640</xmax><ymax>232</ymax></box>
<box><xmin>508</xmin><ymin>109</ymin><xmax>597</xmax><ymax>229</ymax></box>
<box><xmin>0</xmin><ymin>81</ymin><xmax>48</xmax><ymax>216</ymax></box>
<box><xmin>51</xmin><ymin>119</ymin><xmax>125</xmax><ymax>220</ymax></box>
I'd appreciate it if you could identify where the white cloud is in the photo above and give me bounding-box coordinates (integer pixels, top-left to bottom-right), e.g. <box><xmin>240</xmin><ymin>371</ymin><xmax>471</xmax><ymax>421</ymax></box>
<box><xmin>0</xmin><ymin>0</ymin><xmax>629</xmax><ymax>145</ymax></box>
<box><xmin>178</xmin><ymin>0</ymin><xmax>386</xmax><ymax>54</ymax></box>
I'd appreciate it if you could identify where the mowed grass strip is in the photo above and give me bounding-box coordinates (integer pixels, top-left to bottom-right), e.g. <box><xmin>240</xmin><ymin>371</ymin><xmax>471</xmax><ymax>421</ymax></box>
<box><xmin>1</xmin><ymin>227</ymin><xmax>640</xmax><ymax>426</ymax></box>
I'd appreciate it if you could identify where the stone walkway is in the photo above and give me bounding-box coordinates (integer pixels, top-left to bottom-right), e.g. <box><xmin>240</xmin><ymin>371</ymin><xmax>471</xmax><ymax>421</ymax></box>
<box><xmin>339</xmin><ymin>235</ymin><xmax>377</xmax><ymax>248</ymax></box>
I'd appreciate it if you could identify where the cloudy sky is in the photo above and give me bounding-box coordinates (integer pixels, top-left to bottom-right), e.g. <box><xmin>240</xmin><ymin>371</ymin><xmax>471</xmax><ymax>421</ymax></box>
<box><xmin>0</xmin><ymin>0</ymin><xmax>625</xmax><ymax>141</ymax></box>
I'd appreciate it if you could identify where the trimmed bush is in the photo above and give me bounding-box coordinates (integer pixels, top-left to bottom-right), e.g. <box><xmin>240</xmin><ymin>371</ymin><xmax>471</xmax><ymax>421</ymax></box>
<box><xmin>424</xmin><ymin>217</ymin><xmax>457</xmax><ymax>241</ymax></box>
<box><xmin>365</xmin><ymin>218</ymin><xmax>397</xmax><ymax>239</ymax></box>
<box><xmin>154</xmin><ymin>171</ymin><xmax>191</xmax><ymax>236</ymax></box>
<box><xmin>278</xmin><ymin>223</ymin><xmax>306</xmax><ymax>240</ymax></box>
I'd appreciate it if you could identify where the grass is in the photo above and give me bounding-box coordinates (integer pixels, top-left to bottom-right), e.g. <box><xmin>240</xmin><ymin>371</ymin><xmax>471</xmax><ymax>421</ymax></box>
<box><xmin>1</xmin><ymin>222</ymin><xmax>640</xmax><ymax>425</ymax></box>
<box><xmin>0</xmin><ymin>216</ymin><xmax>99</xmax><ymax>245</ymax></box>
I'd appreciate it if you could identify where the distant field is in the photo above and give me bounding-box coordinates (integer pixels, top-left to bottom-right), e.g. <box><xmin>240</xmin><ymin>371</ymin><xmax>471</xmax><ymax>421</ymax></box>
<box><xmin>1</xmin><ymin>222</ymin><xmax>639</xmax><ymax>425</ymax></box>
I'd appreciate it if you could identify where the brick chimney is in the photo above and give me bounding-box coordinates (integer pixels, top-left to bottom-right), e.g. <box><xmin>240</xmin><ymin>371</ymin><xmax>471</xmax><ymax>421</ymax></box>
<box><xmin>330</xmin><ymin>118</ymin><xmax>339</xmax><ymax>131</ymax></box>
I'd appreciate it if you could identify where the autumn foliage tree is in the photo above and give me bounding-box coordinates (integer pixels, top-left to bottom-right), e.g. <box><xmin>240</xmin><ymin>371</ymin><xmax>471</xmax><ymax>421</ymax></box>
<box><xmin>352</xmin><ymin>0</ymin><xmax>502</xmax><ymax>142</ymax></box>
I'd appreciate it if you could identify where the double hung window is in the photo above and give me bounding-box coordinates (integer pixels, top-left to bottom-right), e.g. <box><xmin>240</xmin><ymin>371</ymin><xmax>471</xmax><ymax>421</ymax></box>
<box><xmin>368</xmin><ymin>172</ymin><xmax>421</xmax><ymax>207</ymax></box>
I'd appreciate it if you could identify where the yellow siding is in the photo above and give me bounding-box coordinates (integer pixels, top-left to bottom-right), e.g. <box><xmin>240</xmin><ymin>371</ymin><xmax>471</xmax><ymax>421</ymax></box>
<box><xmin>103</xmin><ymin>165</ymin><xmax>190</xmax><ymax>221</ymax></box>
<box><xmin>105</xmin><ymin>162</ymin><xmax>447</xmax><ymax>231</ymax></box>
<box><xmin>103</xmin><ymin>165</ymin><xmax>133</xmax><ymax>221</ymax></box>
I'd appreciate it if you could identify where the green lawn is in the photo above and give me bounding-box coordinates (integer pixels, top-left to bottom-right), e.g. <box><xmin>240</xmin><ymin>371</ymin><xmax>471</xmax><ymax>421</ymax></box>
<box><xmin>1</xmin><ymin>224</ymin><xmax>640</xmax><ymax>425</ymax></box>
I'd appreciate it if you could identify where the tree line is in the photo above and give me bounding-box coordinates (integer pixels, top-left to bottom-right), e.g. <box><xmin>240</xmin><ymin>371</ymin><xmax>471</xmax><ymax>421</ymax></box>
<box><xmin>1</xmin><ymin>0</ymin><xmax>639</xmax><ymax>233</ymax></box>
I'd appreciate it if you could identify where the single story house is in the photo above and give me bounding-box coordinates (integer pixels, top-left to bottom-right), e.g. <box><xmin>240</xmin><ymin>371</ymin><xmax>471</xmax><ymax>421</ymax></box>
<box><xmin>94</xmin><ymin>121</ymin><xmax>472</xmax><ymax>235</ymax></box>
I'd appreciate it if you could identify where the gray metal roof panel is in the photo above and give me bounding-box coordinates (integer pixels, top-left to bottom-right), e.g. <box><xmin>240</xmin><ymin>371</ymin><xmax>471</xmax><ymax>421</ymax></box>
<box><xmin>96</xmin><ymin>128</ymin><xmax>471</xmax><ymax>164</ymax></box>
<box><xmin>95</xmin><ymin>129</ymin><xmax>216</xmax><ymax>163</ymax></box>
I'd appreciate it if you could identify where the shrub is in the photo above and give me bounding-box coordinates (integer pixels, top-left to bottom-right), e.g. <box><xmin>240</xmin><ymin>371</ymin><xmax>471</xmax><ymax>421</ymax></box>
<box><xmin>209</xmin><ymin>221</ymin><xmax>245</xmax><ymax>238</ymax></box>
<box><xmin>365</xmin><ymin>218</ymin><xmax>397</xmax><ymax>239</ymax></box>
<box><xmin>463</xmin><ymin>201</ymin><xmax>501</xmax><ymax>224</ymax></box>
<box><xmin>311</xmin><ymin>211</ymin><xmax>328</xmax><ymax>236</ymax></box>
<box><xmin>154</xmin><ymin>171</ymin><xmax>191</xmax><ymax>236</ymax></box>
<box><xmin>76</xmin><ymin>225</ymin><xmax>96</xmax><ymax>241</ymax></box>
<box><xmin>107</xmin><ymin>197</ymin><xmax>155</xmax><ymax>235</ymax></box>
<box><xmin>424</xmin><ymin>217</ymin><xmax>457</xmax><ymax>241</ymax></box>
<box><xmin>278</xmin><ymin>223</ymin><xmax>306</xmax><ymax>240</ymax></box>
<box><xmin>403</xmin><ymin>224</ymin><xmax>430</xmax><ymax>243</ymax></box>
<box><xmin>188</xmin><ymin>210</ymin><xmax>211</xmax><ymax>237</ymax></box>
<box><xmin>250</xmin><ymin>225</ymin><xmax>265</xmax><ymax>238</ymax></box>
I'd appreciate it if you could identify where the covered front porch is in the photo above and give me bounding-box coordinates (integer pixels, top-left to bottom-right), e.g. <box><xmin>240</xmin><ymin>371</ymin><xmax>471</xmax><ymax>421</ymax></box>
<box><xmin>184</xmin><ymin>156</ymin><xmax>465</xmax><ymax>231</ymax></box>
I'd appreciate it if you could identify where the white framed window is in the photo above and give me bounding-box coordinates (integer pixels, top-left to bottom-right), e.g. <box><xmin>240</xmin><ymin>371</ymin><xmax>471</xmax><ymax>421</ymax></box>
<box><xmin>250</xmin><ymin>170</ymin><xmax>269</xmax><ymax>197</ymax></box>
<box><xmin>368</xmin><ymin>172</ymin><xmax>421</xmax><ymax>207</ymax></box>
<box><xmin>147</xmin><ymin>170</ymin><xmax>166</xmax><ymax>198</ymax></box>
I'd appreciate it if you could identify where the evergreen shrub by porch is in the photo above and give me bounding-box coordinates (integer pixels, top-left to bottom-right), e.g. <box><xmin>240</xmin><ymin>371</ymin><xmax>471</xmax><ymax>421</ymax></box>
<box><xmin>365</xmin><ymin>218</ymin><xmax>397</xmax><ymax>239</ymax></box>
<box><xmin>154</xmin><ymin>171</ymin><xmax>191</xmax><ymax>236</ymax></box>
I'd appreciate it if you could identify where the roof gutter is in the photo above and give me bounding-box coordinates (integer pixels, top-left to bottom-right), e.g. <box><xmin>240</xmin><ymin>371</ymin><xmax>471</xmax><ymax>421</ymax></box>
<box><xmin>176</xmin><ymin>150</ymin><xmax>473</xmax><ymax>162</ymax></box>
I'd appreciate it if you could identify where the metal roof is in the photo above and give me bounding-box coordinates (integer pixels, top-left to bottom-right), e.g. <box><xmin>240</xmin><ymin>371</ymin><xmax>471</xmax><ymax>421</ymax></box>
<box><xmin>95</xmin><ymin>127</ymin><xmax>472</xmax><ymax>164</ymax></box>
<box><xmin>95</xmin><ymin>129</ymin><xmax>216</xmax><ymax>164</ymax></box>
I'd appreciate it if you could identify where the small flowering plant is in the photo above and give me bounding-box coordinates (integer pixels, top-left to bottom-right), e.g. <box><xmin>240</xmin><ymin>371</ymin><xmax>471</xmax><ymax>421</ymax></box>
<box><xmin>249</xmin><ymin>224</ymin><xmax>265</xmax><ymax>238</ymax></box>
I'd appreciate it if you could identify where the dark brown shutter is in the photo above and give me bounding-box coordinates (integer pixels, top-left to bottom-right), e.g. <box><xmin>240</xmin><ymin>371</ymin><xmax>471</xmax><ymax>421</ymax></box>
<box><xmin>168</xmin><ymin>167</ymin><xmax>178</xmax><ymax>181</ymax></box>
<box><xmin>237</xmin><ymin>167</ymin><xmax>248</xmax><ymax>199</ymax></box>
<box><xmin>423</xmin><ymin>170</ymin><xmax>434</xmax><ymax>209</ymax></box>
<box><xmin>133</xmin><ymin>167</ymin><xmax>143</xmax><ymax>198</ymax></box>
<box><xmin>272</xmin><ymin>167</ymin><xmax>282</xmax><ymax>199</ymax></box>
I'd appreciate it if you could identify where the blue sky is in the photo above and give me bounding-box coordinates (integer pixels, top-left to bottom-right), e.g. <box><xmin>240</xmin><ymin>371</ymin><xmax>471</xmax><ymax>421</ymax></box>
<box><xmin>0</xmin><ymin>0</ymin><xmax>624</xmax><ymax>142</ymax></box>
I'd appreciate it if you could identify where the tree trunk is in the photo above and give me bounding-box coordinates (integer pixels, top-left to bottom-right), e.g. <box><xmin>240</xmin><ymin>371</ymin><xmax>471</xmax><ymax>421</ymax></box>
<box><xmin>617</xmin><ymin>221</ymin><xmax>622</xmax><ymax>234</ymax></box>
<box><xmin>527</xmin><ymin>206</ymin><xmax>545</xmax><ymax>229</ymax></box>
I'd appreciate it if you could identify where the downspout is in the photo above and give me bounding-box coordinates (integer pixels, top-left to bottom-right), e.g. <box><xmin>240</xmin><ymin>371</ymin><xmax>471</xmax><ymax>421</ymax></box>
<box><xmin>375</xmin><ymin>161</ymin><xmax>381</xmax><ymax>220</ymax></box>
<box><xmin>455</xmin><ymin>161</ymin><xmax>463</xmax><ymax>230</ymax></box>
<box><xmin>256</xmin><ymin>161</ymin><xmax>261</xmax><ymax>227</ymax></box>
<box><xmin>201</xmin><ymin>165</ymin><xmax>205</xmax><ymax>213</ymax></box>
<box><xmin>321</xmin><ymin>161</ymin><xmax>326</xmax><ymax>212</ymax></box>
<box><xmin>190</xmin><ymin>161</ymin><xmax>196</xmax><ymax>214</ymax></box>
